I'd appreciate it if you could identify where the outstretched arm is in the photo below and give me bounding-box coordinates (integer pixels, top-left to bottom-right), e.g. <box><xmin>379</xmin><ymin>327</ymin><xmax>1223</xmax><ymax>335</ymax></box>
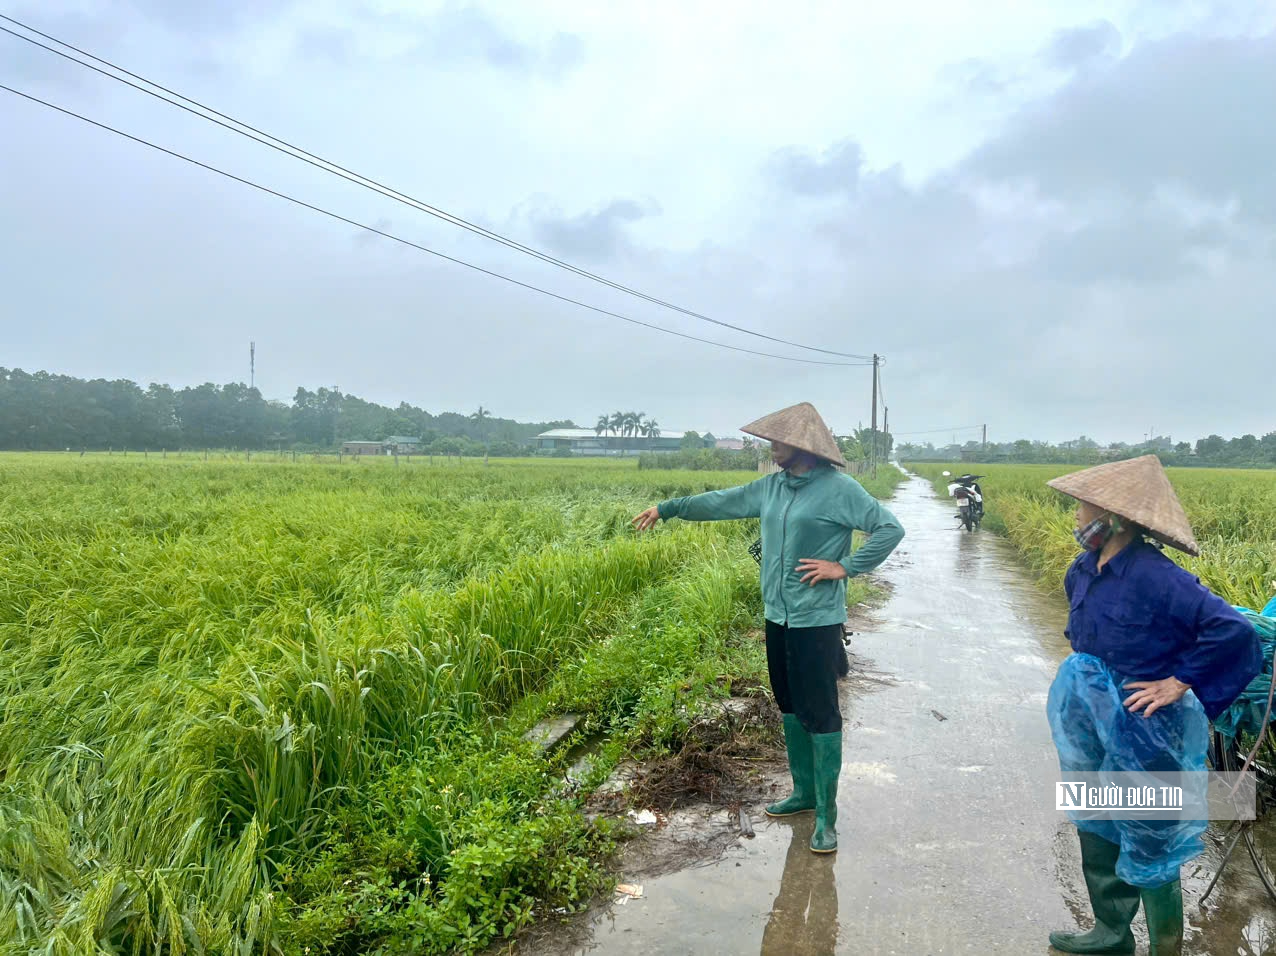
<box><xmin>632</xmin><ymin>478</ymin><xmax>766</xmax><ymax>530</ymax></box>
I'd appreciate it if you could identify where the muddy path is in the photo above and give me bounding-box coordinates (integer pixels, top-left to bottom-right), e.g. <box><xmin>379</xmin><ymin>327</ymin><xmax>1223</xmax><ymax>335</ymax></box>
<box><xmin>522</xmin><ymin>474</ymin><xmax>1275</xmax><ymax>955</ymax></box>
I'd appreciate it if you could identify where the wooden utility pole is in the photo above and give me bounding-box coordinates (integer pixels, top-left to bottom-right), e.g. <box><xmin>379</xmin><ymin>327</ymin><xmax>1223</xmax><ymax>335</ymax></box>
<box><xmin>870</xmin><ymin>353</ymin><xmax>879</xmax><ymax>478</ymax></box>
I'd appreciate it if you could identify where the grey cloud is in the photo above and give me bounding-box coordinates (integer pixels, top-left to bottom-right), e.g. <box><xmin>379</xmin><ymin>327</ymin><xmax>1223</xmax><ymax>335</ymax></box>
<box><xmin>1031</xmin><ymin>208</ymin><xmax>1238</xmax><ymax>282</ymax></box>
<box><xmin>401</xmin><ymin>4</ymin><xmax>583</xmax><ymax>79</ymax></box>
<box><xmin>295</xmin><ymin>27</ymin><xmax>356</xmax><ymax>66</ymax></box>
<box><xmin>935</xmin><ymin>20</ymin><xmax>1122</xmax><ymax>105</ymax></box>
<box><xmin>5</xmin><ymin>4</ymin><xmax>1275</xmax><ymax>447</ymax></box>
<box><xmin>122</xmin><ymin>0</ymin><xmax>295</xmax><ymax>34</ymax></box>
<box><xmin>769</xmin><ymin>140</ymin><xmax>866</xmax><ymax>197</ymax></box>
<box><xmin>10</xmin><ymin>0</ymin><xmax>296</xmax><ymax>38</ymax></box>
<box><xmin>528</xmin><ymin>199</ymin><xmax>655</xmax><ymax>261</ymax></box>
<box><xmin>766</xmin><ymin>26</ymin><xmax>1276</xmax><ymax>316</ymax></box>
<box><xmin>0</xmin><ymin>6</ymin><xmax>126</xmax><ymax>89</ymax></box>
<box><xmin>938</xmin><ymin>58</ymin><xmax>1015</xmax><ymax>97</ymax></box>
<box><xmin>966</xmin><ymin>31</ymin><xmax>1276</xmax><ymax>223</ymax></box>
<box><xmin>1</xmin><ymin>0</ymin><xmax>291</xmax><ymax>89</ymax></box>
<box><xmin>1043</xmin><ymin>20</ymin><xmax>1122</xmax><ymax>70</ymax></box>
<box><xmin>297</xmin><ymin>5</ymin><xmax>584</xmax><ymax>79</ymax></box>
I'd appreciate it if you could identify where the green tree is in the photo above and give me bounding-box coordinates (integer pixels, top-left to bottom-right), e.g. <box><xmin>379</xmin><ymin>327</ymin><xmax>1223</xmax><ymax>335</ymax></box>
<box><xmin>1262</xmin><ymin>432</ymin><xmax>1276</xmax><ymax>464</ymax></box>
<box><xmin>1196</xmin><ymin>435</ymin><xmax>1226</xmax><ymax>461</ymax></box>
<box><xmin>470</xmin><ymin>405</ymin><xmax>491</xmax><ymax>441</ymax></box>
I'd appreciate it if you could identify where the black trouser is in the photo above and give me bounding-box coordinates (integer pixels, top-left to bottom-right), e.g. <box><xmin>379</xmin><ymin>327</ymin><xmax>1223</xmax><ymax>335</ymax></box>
<box><xmin>766</xmin><ymin>620</ymin><xmax>844</xmax><ymax>734</ymax></box>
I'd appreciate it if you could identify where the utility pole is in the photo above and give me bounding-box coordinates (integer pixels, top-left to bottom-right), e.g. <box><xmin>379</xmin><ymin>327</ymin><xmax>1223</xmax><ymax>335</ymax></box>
<box><xmin>250</xmin><ymin>341</ymin><xmax>255</xmax><ymax>389</ymax></box>
<box><xmin>982</xmin><ymin>423</ymin><xmax>987</xmax><ymax>455</ymax></box>
<box><xmin>870</xmin><ymin>354</ymin><xmax>879</xmax><ymax>478</ymax></box>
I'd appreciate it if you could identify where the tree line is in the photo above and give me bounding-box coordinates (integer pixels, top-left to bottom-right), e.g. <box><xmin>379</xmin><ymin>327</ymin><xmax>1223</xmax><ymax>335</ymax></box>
<box><xmin>0</xmin><ymin>368</ymin><xmax>571</xmax><ymax>454</ymax></box>
<box><xmin>595</xmin><ymin>410</ymin><xmax>661</xmax><ymax>440</ymax></box>
<box><xmin>899</xmin><ymin>432</ymin><xmax>1276</xmax><ymax>468</ymax></box>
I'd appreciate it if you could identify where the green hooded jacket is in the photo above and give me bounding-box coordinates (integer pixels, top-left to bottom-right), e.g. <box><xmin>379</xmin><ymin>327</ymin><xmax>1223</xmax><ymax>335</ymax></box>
<box><xmin>657</xmin><ymin>464</ymin><xmax>904</xmax><ymax>627</ymax></box>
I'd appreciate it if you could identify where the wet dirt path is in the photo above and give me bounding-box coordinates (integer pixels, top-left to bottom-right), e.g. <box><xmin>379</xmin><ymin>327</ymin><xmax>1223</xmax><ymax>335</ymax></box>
<box><xmin>525</xmin><ymin>474</ymin><xmax>1274</xmax><ymax>955</ymax></box>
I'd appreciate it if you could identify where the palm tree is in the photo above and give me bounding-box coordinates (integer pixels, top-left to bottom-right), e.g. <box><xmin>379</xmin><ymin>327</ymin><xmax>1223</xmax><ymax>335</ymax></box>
<box><xmin>609</xmin><ymin>411</ymin><xmax>624</xmax><ymax>437</ymax></box>
<box><xmin>470</xmin><ymin>406</ymin><xmax>491</xmax><ymax>441</ymax></box>
<box><xmin>595</xmin><ymin>414</ymin><xmax>610</xmax><ymax>438</ymax></box>
<box><xmin>642</xmin><ymin>419</ymin><xmax>660</xmax><ymax>439</ymax></box>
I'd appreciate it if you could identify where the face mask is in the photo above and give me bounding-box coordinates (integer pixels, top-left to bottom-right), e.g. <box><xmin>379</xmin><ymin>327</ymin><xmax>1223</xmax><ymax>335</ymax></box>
<box><xmin>1074</xmin><ymin>517</ymin><xmax>1114</xmax><ymax>552</ymax></box>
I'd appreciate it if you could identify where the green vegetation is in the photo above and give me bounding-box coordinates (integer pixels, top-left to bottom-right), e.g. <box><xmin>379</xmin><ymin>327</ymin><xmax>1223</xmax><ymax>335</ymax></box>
<box><xmin>1</xmin><ymin>456</ymin><xmax>901</xmax><ymax>954</ymax></box>
<box><xmin>911</xmin><ymin>463</ymin><xmax>1276</xmax><ymax>610</ymax></box>
<box><xmin>901</xmin><ymin>432</ymin><xmax>1276</xmax><ymax>469</ymax></box>
<box><xmin>0</xmin><ymin>367</ymin><xmax>571</xmax><ymax>453</ymax></box>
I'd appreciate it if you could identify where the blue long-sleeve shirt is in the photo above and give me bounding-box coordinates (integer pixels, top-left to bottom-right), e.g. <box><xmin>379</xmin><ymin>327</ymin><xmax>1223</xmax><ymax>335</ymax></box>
<box><xmin>1064</xmin><ymin>538</ymin><xmax>1262</xmax><ymax>721</ymax></box>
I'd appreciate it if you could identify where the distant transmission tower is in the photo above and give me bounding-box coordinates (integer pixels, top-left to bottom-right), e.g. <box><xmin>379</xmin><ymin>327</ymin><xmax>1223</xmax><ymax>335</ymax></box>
<box><xmin>250</xmin><ymin>341</ymin><xmax>256</xmax><ymax>388</ymax></box>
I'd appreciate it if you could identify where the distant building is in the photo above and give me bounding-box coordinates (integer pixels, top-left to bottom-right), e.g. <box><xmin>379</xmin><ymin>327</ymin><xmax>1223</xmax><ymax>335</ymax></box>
<box><xmin>715</xmin><ymin>439</ymin><xmax>745</xmax><ymax>450</ymax></box>
<box><xmin>341</xmin><ymin>436</ymin><xmax>421</xmax><ymax>456</ymax></box>
<box><xmin>533</xmin><ymin>428</ymin><xmax>692</xmax><ymax>456</ymax></box>
<box><xmin>383</xmin><ymin>435</ymin><xmax>422</xmax><ymax>455</ymax></box>
<box><xmin>342</xmin><ymin>441</ymin><xmax>385</xmax><ymax>456</ymax></box>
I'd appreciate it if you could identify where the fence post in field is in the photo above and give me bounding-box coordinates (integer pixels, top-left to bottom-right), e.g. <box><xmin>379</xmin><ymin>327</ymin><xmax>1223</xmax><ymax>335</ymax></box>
<box><xmin>162</xmin><ymin>449</ymin><xmax>166</xmax><ymax>459</ymax></box>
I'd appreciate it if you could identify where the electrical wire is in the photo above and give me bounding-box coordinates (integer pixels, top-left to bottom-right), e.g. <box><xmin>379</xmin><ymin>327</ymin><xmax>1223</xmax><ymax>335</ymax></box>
<box><xmin>0</xmin><ymin>14</ymin><xmax>874</xmax><ymax>362</ymax></box>
<box><xmin>0</xmin><ymin>83</ymin><xmax>874</xmax><ymax>367</ymax></box>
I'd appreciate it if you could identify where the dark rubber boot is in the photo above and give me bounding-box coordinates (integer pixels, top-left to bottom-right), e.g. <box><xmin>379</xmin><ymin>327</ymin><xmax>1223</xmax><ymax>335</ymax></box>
<box><xmin>809</xmin><ymin>732</ymin><xmax>841</xmax><ymax>853</ymax></box>
<box><xmin>765</xmin><ymin>714</ymin><xmax>815</xmax><ymax>817</ymax></box>
<box><xmin>1049</xmin><ymin>831</ymin><xmax>1138</xmax><ymax>954</ymax></box>
<box><xmin>1140</xmin><ymin>880</ymin><xmax>1183</xmax><ymax>956</ymax></box>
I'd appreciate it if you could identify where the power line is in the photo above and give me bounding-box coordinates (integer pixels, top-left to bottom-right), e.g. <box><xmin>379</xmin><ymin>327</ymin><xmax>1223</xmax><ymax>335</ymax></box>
<box><xmin>0</xmin><ymin>83</ymin><xmax>872</xmax><ymax>368</ymax></box>
<box><xmin>0</xmin><ymin>14</ymin><xmax>874</xmax><ymax>363</ymax></box>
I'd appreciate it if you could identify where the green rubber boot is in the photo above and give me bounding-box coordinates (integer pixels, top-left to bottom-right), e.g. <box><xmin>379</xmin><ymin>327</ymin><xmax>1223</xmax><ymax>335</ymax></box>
<box><xmin>1140</xmin><ymin>880</ymin><xmax>1183</xmax><ymax>956</ymax></box>
<box><xmin>809</xmin><ymin>731</ymin><xmax>841</xmax><ymax>853</ymax></box>
<box><xmin>765</xmin><ymin>714</ymin><xmax>816</xmax><ymax>817</ymax></box>
<box><xmin>1049</xmin><ymin>831</ymin><xmax>1137</xmax><ymax>954</ymax></box>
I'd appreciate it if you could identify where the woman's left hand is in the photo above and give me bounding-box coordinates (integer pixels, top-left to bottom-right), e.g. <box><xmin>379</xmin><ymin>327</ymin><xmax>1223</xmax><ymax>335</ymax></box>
<box><xmin>796</xmin><ymin>559</ymin><xmax>848</xmax><ymax>586</ymax></box>
<box><xmin>1122</xmin><ymin>677</ymin><xmax>1191</xmax><ymax>717</ymax></box>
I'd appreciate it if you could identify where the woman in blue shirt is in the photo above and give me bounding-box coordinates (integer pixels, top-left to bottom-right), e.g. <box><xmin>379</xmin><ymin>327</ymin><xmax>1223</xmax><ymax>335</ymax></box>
<box><xmin>1045</xmin><ymin>456</ymin><xmax>1261</xmax><ymax>956</ymax></box>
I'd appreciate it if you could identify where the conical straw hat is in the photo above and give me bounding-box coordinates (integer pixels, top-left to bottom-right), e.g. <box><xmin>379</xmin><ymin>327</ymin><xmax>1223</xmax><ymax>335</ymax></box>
<box><xmin>1046</xmin><ymin>455</ymin><xmax>1199</xmax><ymax>556</ymax></box>
<box><xmin>740</xmin><ymin>402</ymin><xmax>847</xmax><ymax>467</ymax></box>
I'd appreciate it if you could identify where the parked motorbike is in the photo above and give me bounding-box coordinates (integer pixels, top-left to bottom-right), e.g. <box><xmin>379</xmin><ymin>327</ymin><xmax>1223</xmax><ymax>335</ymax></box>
<box><xmin>942</xmin><ymin>471</ymin><xmax>985</xmax><ymax>532</ymax></box>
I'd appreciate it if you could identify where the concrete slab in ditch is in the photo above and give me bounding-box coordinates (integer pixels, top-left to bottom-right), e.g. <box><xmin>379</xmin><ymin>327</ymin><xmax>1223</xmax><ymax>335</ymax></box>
<box><xmin>523</xmin><ymin>714</ymin><xmax>582</xmax><ymax>754</ymax></box>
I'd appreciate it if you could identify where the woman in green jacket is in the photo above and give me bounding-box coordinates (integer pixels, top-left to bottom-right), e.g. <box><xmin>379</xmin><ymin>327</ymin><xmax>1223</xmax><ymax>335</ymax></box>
<box><xmin>633</xmin><ymin>402</ymin><xmax>905</xmax><ymax>853</ymax></box>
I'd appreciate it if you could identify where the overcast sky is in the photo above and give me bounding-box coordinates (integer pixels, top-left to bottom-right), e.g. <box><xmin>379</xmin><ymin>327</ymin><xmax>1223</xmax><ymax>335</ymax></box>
<box><xmin>2</xmin><ymin>0</ymin><xmax>1273</xmax><ymax>444</ymax></box>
